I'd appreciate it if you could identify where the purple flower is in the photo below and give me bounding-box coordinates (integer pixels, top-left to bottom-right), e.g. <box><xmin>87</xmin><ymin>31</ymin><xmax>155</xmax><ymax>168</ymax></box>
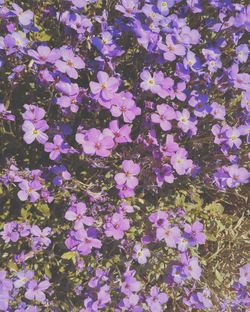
<box><xmin>0</xmin><ymin>291</ymin><xmax>11</xmax><ymax>311</ymax></box>
<box><xmin>103</xmin><ymin>120</ymin><xmax>131</xmax><ymax>143</ymax></box>
<box><xmin>120</xmin><ymin>293</ymin><xmax>142</xmax><ymax>311</ymax></box>
<box><xmin>236</xmin><ymin>44</ymin><xmax>249</xmax><ymax>63</ymax></box>
<box><xmin>56</xmin><ymin>82</ymin><xmax>81</xmax><ymax>113</ymax></box>
<box><xmin>17</xmin><ymin>180</ymin><xmax>41</xmax><ymax>202</ymax></box>
<box><xmin>52</xmin><ymin>165</ymin><xmax>71</xmax><ymax>186</ymax></box>
<box><xmin>156</xmin><ymin>223</ymin><xmax>181</xmax><ymax>248</ymax></box>
<box><xmin>116</xmin><ymin>0</ymin><xmax>139</xmax><ymax>17</ymax></box>
<box><xmin>14</xmin><ymin>270</ymin><xmax>34</xmax><ymax>288</ymax></box>
<box><xmin>0</xmin><ymin>34</ymin><xmax>17</xmax><ymax>55</ymax></box>
<box><xmin>0</xmin><ymin>221</ymin><xmax>19</xmax><ymax>243</ymax></box>
<box><xmin>140</xmin><ymin>70</ymin><xmax>163</xmax><ymax>94</ymax></box>
<box><xmin>210</xmin><ymin>102</ymin><xmax>226</xmax><ymax>120</ymax></box>
<box><xmin>149</xmin><ymin>210</ymin><xmax>168</xmax><ymax>228</ymax></box>
<box><xmin>170</xmin><ymin>264</ymin><xmax>186</xmax><ymax>284</ymax></box>
<box><xmin>184</xmin><ymin>50</ymin><xmax>202</xmax><ymax>72</ymax></box>
<box><xmin>158</xmin><ymin>35</ymin><xmax>185</xmax><ymax>61</ymax></box>
<box><xmin>151</xmin><ymin>104</ymin><xmax>176</xmax><ymax>131</ymax></box>
<box><xmin>22</xmin><ymin>120</ymin><xmax>49</xmax><ymax>145</ymax></box>
<box><xmin>211</xmin><ymin>124</ymin><xmax>229</xmax><ymax>145</ymax></box>
<box><xmin>176</xmin><ymin>109</ymin><xmax>197</xmax><ymax>134</ymax></box>
<box><xmin>18</xmin><ymin>222</ymin><xmax>31</xmax><ymax>237</ymax></box>
<box><xmin>121</xmin><ymin>270</ymin><xmax>141</xmax><ymax>295</ymax></box>
<box><xmin>71</xmin><ymin>0</ymin><xmax>88</xmax><ymax>8</ymax></box>
<box><xmin>239</xmin><ymin>264</ymin><xmax>250</xmax><ymax>286</ymax></box>
<box><xmin>76</xmin><ymin>228</ymin><xmax>102</xmax><ymax>255</ymax></box>
<box><xmin>226</xmin><ymin>127</ymin><xmax>242</xmax><ymax>148</ymax></box>
<box><xmin>25</xmin><ymin>280</ymin><xmax>50</xmax><ymax>303</ymax></box>
<box><xmin>155</xmin><ymin>164</ymin><xmax>175</xmax><ymax>186</ymax></box>
<box><xmin>197</xmin><ymin>289</ymin><xmax>213</xmax><ymax>308</ymax></box>
<box><xmin>160</xmin><ymin>134</ymin><xmax>179</xmax><ymax>156</ymax></box>
<box><xmin>12</xmin><ymin>32</ymin><xmax>29</xmax><ymax>48</ymax></box>
<box><xmin>170</xmin><ymin>81</ymin><xmax>187</xmax><ymax>102</ymax></box>
<box><xmin>55</xmin><ymin>48</ymin><xmax>85</xmax><ymax>79</ymax></box>
<box><xmin>110</xmin><ymin>92</ymin><xmax>141</xmax><ymax>123</ymax></box>
<box><xmin>44</xmin><ymin>135</ymin><xmax>69</xmax><ymax>161</ymax></box>
<box><xmin>76</xmin><ymin>128</ymin><xmax>114</xmax><ymax>157</ymax></box>
<box><xmin>28</xmin><ymin>46</ymin><xmax>58</xmax><ymax>65</ymax></box>
<box><xmin>31</xmin><ymin>225</ymin><xmax>51</xmax><ymax>249</ymax></box>
<box><xmin>115</xmin><ymin>160</ymin><xmax>140</xmax><ymax>188</ymax></box>
<box><xmin>146</xmin><ymin>286</ymin><xmax>168</xmax><ymax>312</ymax></box>
<box><xmin>230</xmin><ymin>64</ymin><xmax>250</xmax><ymax>91</ymax></box>
<box><xmin>0</xmin><ymin>270</ymin><xmax>13</xmax><ymax>292</ymax></box>
<box><xmin>183</xmin><ymin>256</ymin><xmax>202</xmax><ymax>280</ymax></box>
<box><xmin>92</xmin><ymin>285</ymin><xmax>111</xmax><ymax>310</ymax></box>
<box><xmin>241</xmin><ymin>91</ymin><xmax>250</xmax><ymax>112</ymax></box>
<box><xmin>133</xmin><ymin>243</ymin><xmax>151</xmax><ymax>264</ymax></box>
<box><xmin>90</xmin><ymin>71</ymin><xmax>119</xmax><ymax>108</ymax></box>
<box><xmin>12</xmin><ymin>3</ymin><xmax>33</xmax><ymax>26</ymax></box>
<box><xmin>105</xmin><ymin>213</ymin><xmax>130</xmax><ymax>240</ymax></box>
<box><xmin>22</xmin><ymin>105</ymin><xmax>46</xmax><ymax>122</ymax></box>
<box><xmin>171</xmin><ymin>148</ymin><xmax>193</xmax><ymax>175</ymax></box>
<box><xmin>65</xmin><ymin>202</ymin><xmax>94</xmax><ymax>227</ymax></box>
<box><xmin>0</xmin><ymin>103</ymin><xmax>15</xmax><ymax>121</ymax></box>
<box><xmin>226</xmin><ymin>165</ymin><xmax>250</xmax><ymax>188</ymax></box>
<box><xmin>0</xmin><ymin>270</ymin><xmax>12</xmax><ymax>311</ymax></box>
<box><xmin>116</xmin><ymin>183</ymin><xmax>135</xmax><ymax>198</ymax></box>
<box><xmin>184</xmin><ymin>221</ymin><xmax>206</xmax><ymax>245</ymax></box>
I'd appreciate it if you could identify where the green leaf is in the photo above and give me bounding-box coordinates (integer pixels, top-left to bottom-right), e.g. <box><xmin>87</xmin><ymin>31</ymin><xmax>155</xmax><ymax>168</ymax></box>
<box><xmin>36</xmin><ymin>204</ymin><xmax>50</xmax><ymax>217</ymax></box>
<box><xmin>215</xmin><ymin>270</ymin><xmax>224</xmax><ymax>284</ymax></box>
<box><xmin>61</xmin><ymin>251</ymin><xmax>77</xmax><ymax>260</ymax></box>
<box><xmin>8</xmin><ymin>261</ymin><xmax>18</xmax><ymax>272</ymax></box>
<box><xmin>204</xmin><ymin>202</ymin><xmax>224</xmax><ymax>215</ymax></box>
<box><xmin>44</xmin><ymin>264</ymin><xmax>52</xmax><ymax>279</ymax></box>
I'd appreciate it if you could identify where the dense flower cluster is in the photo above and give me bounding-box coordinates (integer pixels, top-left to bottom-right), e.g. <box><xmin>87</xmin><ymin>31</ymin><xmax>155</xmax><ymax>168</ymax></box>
<box><xmin>0</xmin><ymin>0</ymin><xmax>249</xmax><ymax>311</ymax></box>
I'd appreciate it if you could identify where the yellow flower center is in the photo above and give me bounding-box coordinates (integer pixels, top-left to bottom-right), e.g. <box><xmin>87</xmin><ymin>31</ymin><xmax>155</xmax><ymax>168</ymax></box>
<box><xmin>148</xmin><ymin>79</ymin><xmax>155</xmax><ymax>85</ymax></box>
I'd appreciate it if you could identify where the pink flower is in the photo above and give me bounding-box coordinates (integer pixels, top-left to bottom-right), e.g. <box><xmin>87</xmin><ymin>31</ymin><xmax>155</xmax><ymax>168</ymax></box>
<box><xmin>239</xmin><ymin>264</ymin><xmax>250</xmax><ymax>286</ymax></box>
<box><xmin>65</xmin><ymin>202</ymin><xmax>94</xmax><ymax>227</ymax></box>
<box><xmin>22</xmin><ymin>120</ymin><xmax>49</xmax><ymax>144</ymax></box>
<box><xmin>156</xmin><ymin>223</ymin><xmax>181</xmax><ymax>248</ymax></box>
<box><xmin>90</xmin><ymin>71</ymin><xmax>119</xmax><ymax>108</ymax></box>
<box><xmin>76</xmin><ymin>228</ymin><xmax>102</xmax><ymax>255</ymax></box>
<box><xmin>44</xmin><ymin>134</ymin><xmax>69</xmax><ymax>161</ymax></box>
<box><xmin>151</xmin><ymin>104</ymin><xmax>176</xmax><ymax>131</ymax></box>
<box><xmin>25</xmin><ymin>280</ymin><xmax>50</xmax><ymax>303</ymax></box>
<box><xmin>103</xmin><ymin>120</ymin><xmax>131</xmax><ymax>143</ymax></box>
<box><xmin>17</xmin><ymin>180</ymin><xmax>41</xmax><ymax>202</ymax></box>
<box><xmin>140</xmin><ymin>70</ymin><xmax>163</xmax><ymax>94</ymax></box>
<box><xmin>105</xmin><ymin>213</ymin><xmax>130</xmax><ymax>240</ymax></box>
<box><xmin>116</xmin><ymin>183</ymin><xmax>135</xmax><ymax>198</ymax></box>
<box><xmin>171</xmin><ymin>148</ymin><xmax>193</xmax><ymax>175</ymax></box>
<box><xmin>133</xmin><ymin>243</ymin><xmax>151</xmax><ymax>264</ymax></box>
<box><xmin>76</xmin><ymin>128</ymin><xmax>114</xmax><ymax>157</ymax></box>
<box><xmin>28</xmin><ymin>46</ymin><xmax>58</xmax><ymax>64</ymax></box>
<box><xmin>146</xmin><ymin>286</ymin><xmax>169</xmax><ymax>312</ymax></box>
<box><xmin>226</xmin><ymin>127</ymin><xmax>242</xmax><ymax>148</ymax></box>
<box><xmin>158</xmin><ymin>35</ymin><xmax>186</xmax><ymax>61</ymax></box>
<box><xmin>183</xmin><ymin>256</ymin><xmax>202</xmax><ymax>280</ymax></box>
<box><xmin>110</xmin><ymin>91</ymin><xmax>141</xmax><ymax>123</ymax></box>
<box><xmin>55</xmin><ymin>48</ymin><xmax>85</xmax><ymax>79</ymax></box>
<box><xmin>115</xmin><ymin>160</ymin><xmax>140</xmax><ymax>188</ymax></box>
<box><xmin>160</xmin><ymin>134</ymin><xmax>179</xmax><ymax>156</ymax></box>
